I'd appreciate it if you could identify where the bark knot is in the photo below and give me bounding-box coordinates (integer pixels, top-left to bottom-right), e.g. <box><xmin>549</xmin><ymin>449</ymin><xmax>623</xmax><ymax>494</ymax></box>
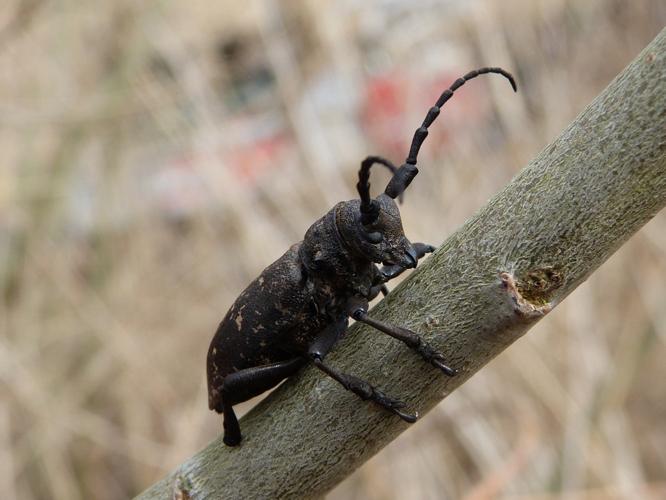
<box><xmin>173</xmin><ymin>474</ymin><xmax>192</xmax><ymax>500</ymax></box>
<box><xmin>500</xmin><ymin>271</ymin><xmax>557</xmax><ymax>317</ymax></box>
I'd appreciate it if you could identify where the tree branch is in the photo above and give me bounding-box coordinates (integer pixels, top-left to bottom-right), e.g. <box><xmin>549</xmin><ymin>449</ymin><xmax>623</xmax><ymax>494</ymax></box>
<box><xmin>137</xmin><ymin>28</ymin><xmax>666</xmax><ymax>500</ymax></box>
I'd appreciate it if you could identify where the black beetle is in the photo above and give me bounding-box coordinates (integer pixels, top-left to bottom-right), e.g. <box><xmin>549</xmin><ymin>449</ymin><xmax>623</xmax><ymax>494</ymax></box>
<box><xmin>207</xmin><ymin>67</ymin><xmax>517</xmax><ymax>446</ymax></box>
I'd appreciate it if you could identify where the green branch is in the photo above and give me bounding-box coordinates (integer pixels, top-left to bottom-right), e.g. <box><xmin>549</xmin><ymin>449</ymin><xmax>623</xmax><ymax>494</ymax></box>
<box><xmin>137</xmin><ymin>28</ymin><xmax>666</xmax><ymax>500</ymax></box>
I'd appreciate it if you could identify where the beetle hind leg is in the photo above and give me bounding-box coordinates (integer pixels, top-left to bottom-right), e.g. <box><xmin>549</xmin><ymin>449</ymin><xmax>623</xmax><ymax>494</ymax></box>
<box><xmin>215</xmin><ymin>358</ymin><xmax>307</xmax><ymax>446</ymax></box>
<box><xmin>221</xmin><ymin>401</ymin><xmax>242</xmax><ymax>446</ymax></box>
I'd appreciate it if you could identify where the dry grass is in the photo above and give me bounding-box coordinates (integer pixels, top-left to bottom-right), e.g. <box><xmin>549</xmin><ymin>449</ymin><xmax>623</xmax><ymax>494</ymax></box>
<box><xmin>1</xmin><ymin>1</ymin><xmax>665</xmax><ymax>498</ymax></box>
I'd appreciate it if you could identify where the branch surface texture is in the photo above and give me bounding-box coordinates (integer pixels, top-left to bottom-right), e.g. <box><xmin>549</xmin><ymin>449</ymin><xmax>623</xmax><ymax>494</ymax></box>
<box><xmin>137</xmin><ymin>28</ymin><xmax>666</xmax><ymax>500</ymax></box>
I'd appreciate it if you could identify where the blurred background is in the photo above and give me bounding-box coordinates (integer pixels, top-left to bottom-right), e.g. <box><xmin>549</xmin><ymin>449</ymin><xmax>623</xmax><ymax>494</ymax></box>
<box><xmin>1</xmin><ymin>0</ymin><xmax>665</xmax><ymax>498</ymax></box>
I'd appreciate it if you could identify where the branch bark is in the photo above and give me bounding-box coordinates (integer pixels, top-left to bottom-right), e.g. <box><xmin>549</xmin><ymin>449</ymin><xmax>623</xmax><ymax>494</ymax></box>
<box><xmin>137</xmin><ymin>29</ymin><xmax>666</xmax><ymax>500</ymax></box>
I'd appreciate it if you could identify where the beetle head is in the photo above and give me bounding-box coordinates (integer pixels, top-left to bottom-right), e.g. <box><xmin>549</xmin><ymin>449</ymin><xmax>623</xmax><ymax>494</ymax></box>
<box><xmin>338</xmin><ymin>194</ymin><xmax>417</xmax><ymax>269</ymax></box>
<box><xmin>335</xmin><ymin>157</ymin><xmax>419</xmax><ymax>267</ymax></box>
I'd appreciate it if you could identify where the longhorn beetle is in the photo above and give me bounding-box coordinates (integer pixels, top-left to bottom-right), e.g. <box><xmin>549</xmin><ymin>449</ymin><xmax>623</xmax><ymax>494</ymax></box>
<box><xmin>208</xmin><ymin>67</ymin><xmax>517</xmax><ymax>446</ymax></box>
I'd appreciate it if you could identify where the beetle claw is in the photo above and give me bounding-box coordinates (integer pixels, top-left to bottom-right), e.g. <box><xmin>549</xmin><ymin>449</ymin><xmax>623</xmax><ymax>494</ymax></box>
<box><xmin>432</xmin><ymin>358</ymin><xmax>456</xmax><ymax>377</ymax></box>
<box><xmin>394</xmin><ymin>408</ymin><xmax>418</xmax><ymax>423</ymax></box>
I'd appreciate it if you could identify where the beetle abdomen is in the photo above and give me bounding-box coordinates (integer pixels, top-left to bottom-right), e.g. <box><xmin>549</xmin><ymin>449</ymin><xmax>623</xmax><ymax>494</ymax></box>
<box><xmin>207</xmin><ymin>244</ymin><xmax>312</xmax><ymax>408</ymax></box>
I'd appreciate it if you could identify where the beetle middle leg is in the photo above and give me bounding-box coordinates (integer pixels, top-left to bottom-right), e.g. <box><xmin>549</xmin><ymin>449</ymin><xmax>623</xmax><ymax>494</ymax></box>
<box><xmin>348</xmin><ymin>297</ymin><xmax>456</xmax><ymax>376</ymax></box>
<box><xmin>311</xmin><ymin>358</ymin><xmax>417</xmax><ymax>423</ymax></box>
<box><xmin>219</xmin><ymin>358</ymin><xmax>306</xmax><ymax>446</ymax></box>
<box><xmin>307</xmin><ymin>319</ymin><xmax>417</xmax><ymax>422</ymax></box>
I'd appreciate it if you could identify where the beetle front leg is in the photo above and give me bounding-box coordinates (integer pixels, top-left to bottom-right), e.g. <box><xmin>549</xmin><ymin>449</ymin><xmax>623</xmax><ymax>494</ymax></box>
<box><xmin>348</xmin><ymin>297</ymin><xmax>456</xmax><ymax>376</ymax></box>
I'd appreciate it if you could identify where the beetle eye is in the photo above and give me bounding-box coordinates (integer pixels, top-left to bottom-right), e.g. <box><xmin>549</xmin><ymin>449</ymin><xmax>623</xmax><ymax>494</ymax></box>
<box><xmin>362</xmin><ymin>231</ymin><xmax>383</xmax><ymax>244</ymax></box>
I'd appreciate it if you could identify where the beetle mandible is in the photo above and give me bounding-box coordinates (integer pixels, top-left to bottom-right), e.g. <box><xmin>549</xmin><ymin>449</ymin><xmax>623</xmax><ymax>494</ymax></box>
<box><xmin>207</xmin><ymin>67</ymin><xmax>517</xmax><ymax>446</ymax></box>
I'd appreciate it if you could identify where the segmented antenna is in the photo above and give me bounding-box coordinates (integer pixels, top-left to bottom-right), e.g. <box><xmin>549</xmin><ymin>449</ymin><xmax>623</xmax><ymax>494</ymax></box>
<box><xmin>357</xmin><ymin>156</ymin><xmax>398</xmax><ymax>225</ymax></box>
<box><xmin>405</xmin><ymin>67</ymin><xmax>516</xmax><ymax>166</ymax></box>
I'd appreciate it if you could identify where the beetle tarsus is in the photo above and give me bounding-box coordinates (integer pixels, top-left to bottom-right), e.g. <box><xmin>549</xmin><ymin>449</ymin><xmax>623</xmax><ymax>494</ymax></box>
<box><xmin>370</xmin><ymin>387</ymin><xmax>418</xmax><ymax>423</ymax></box>
<box><xmin>418</xmin><ymin>346</ymin><xmax>457</xmax><ymax>377</ymax></box>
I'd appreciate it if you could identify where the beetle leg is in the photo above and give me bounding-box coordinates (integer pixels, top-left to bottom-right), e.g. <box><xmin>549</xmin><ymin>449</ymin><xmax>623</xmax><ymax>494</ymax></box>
<box><xmin>308</xmin><ymin>318</ymin><xmax>349</xmax><ymax>360</ymax></box>
<box><xmin>367</xmin><ymin>283</ymin><xmax>390</xmax><ymax>301</ymax></box>
<box><xmin>378</xmin><ymin>264</ymin><xmax>404</xmax><ymax>281</ymax></box>
<box><xmin>307</xmin><ymin>319</ymin><xmax>416</xmax><ymax>422</ymax></box>
<box><xmin>348</xmin><ymin>297</ymin><xmax>456</xmax><ymax>377</ymax></box>
<box><xmin>218</xmin><ymin>358</ymin><xmax>306</xmax><ymax>446</ymax></box>
<box><xmin>378</xmin><ymin>243</ymin><xmax>436</xmax><ymax>282</ymax></box>
<box><xmin>412</xmin><ymin>242</ymin><xmax>436</xmax><ymax>259</ymax></box>
<box><xmin>311</xmin><ymin>357</ymin><xmax>417</xmax><ymax>423</ymax></box>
